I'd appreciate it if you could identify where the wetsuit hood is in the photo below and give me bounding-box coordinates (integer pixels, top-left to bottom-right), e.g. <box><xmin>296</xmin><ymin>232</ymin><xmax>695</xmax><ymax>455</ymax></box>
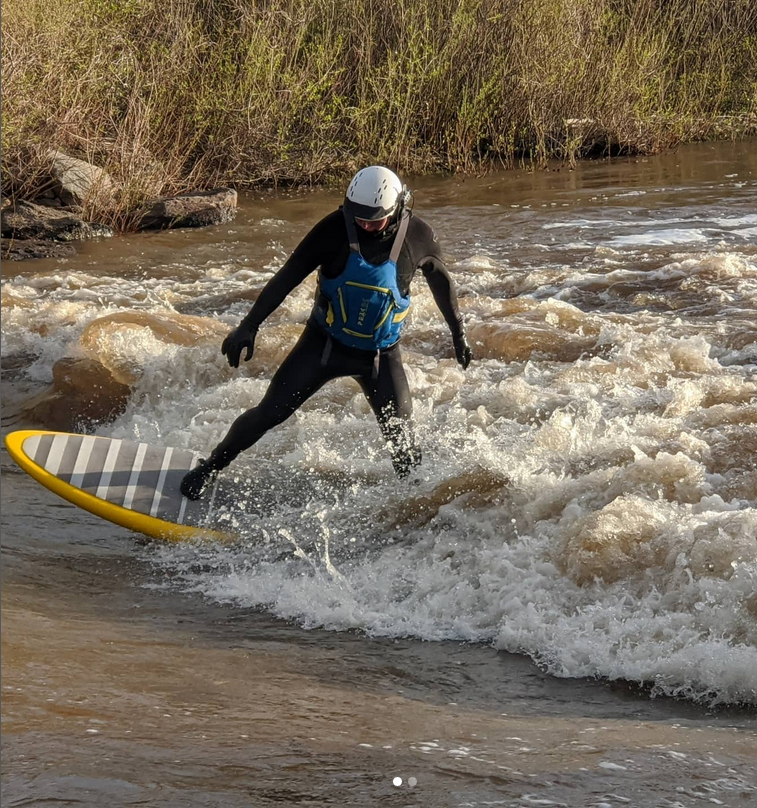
<box><xmin>340</xmin><ymin>203</ymin><xmax>407</xmax><ymax>243</ymax></box>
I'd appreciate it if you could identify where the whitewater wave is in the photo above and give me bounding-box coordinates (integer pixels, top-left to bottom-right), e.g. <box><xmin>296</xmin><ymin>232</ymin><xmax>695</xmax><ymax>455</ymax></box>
<box><xmin>3</xmin><ymin>181</ymin><xmax>756</xmax><ymax>706</ymax></box>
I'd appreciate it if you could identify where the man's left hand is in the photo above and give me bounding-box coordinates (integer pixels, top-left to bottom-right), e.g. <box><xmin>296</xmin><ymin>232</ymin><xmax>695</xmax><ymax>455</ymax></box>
<box><xmin>453</xmin><ymin>333</ymin><xmax>472</xmax><ymax>370</ymax></box>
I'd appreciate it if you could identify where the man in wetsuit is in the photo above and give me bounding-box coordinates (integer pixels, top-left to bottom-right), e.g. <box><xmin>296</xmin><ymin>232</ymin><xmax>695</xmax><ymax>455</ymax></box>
<box><xmin>181</xmin><ymin>166</ymin><xmax>472</xmax><ymax>500</ymax></box>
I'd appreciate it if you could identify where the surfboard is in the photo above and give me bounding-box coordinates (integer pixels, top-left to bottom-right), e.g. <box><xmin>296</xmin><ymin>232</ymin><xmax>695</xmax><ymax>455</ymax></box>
<box><xmin>4</xmin><ymin>430</ymin><xmax>233</xmax><ymax>542</ymax></box>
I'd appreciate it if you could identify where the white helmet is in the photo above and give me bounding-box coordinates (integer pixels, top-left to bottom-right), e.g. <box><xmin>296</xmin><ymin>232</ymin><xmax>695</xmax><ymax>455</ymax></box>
<box><xmin>344</xmin><ymin>166</ymin><xmax>404</xmax><ymax>220</ymax></box>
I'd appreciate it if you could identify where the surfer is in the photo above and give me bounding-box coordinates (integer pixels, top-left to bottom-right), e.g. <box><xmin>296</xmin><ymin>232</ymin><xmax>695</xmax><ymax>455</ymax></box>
<box><xmin>181</xmin><ymin>166</ymin><xmax>472</xmax><ymax>500</ymax></box>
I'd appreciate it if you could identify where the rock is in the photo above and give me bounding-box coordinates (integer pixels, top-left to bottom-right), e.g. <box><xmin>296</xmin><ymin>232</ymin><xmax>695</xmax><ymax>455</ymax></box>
<box><xmin>1</xmin><ymin>237</ymin><xmax>77</xmax><ymax>261</ymax></box>
<box><xmin>48</xmin><ymin>149</ymin><xmax>116</xmax><ymax>206</ymax></box>
<box><xmin>138</xmin><ymin>187</ymin><xmax>237</xmax><ymax>231</ymax></box>
<box><xmin>1</xmin><ymin>200</ymin><xmax>113</xmax><ymax>242</ymax></box>
<box><xmin>20</xmin><ymin>356</ymin><xmax>132</xmax><ymax>431</ymax></box>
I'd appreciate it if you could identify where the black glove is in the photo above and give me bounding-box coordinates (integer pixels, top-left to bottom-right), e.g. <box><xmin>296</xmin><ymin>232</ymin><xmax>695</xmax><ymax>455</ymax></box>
<box><xmin>221</xmin><ymin>320</ymin><xmax>258</xmax><ymax>368</ymax></box>
<box><xmin>453</xmin><ymin>333</ymin><xmax>472</xmax><ymax>370</ymax></box>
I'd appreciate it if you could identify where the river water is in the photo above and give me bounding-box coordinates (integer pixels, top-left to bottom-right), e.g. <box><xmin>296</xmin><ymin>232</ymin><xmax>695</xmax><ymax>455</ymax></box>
<box><xmin>2</xmin><ymin>141</ymin><xmax>756</xmax><ymax>807</ymax></box>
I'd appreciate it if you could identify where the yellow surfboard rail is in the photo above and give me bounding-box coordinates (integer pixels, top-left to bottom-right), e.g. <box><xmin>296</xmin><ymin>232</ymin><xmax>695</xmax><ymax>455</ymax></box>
<box><xmin>4</xmin><ymin>430</ymin><xmax>231</xmax><ymax>543</ymax></box>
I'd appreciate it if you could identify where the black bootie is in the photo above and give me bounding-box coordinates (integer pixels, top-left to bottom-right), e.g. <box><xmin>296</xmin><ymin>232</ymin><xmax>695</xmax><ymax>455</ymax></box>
<box><xmin>180</xmin><ymin>457</ymin><xmax>220</xmax><ymax>501</ymax></box>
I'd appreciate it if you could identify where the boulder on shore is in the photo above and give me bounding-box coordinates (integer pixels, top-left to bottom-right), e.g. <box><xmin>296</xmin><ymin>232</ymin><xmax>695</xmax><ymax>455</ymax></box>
<box><xmin>1</xmin><ymin>199</ymin><xmax>113</xmax><ymax>242</ymax></box>
<box><xmin>1</xmin><ymin>237</ymin><xmax>77</xmax><ymax>261</ymax></box>
<box><xmin>137</xmin><ymin>187</ymin><xmax>238</xmax><ymax>230</ymax></box>
<box><xmin>48</xmin><ymin>149</ymin><xmax>116</xmax><ymax>207</ymax></box>
<box><xmin>2</xmin><ymin>167</ymin><xmax>238</xmax><ymax>260</ymax></box>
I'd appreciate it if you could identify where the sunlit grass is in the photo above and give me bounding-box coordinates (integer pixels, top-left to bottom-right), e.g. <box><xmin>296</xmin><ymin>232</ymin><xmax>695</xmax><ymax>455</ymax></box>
<box><xmin>2</xmin><ymin>0</ymin><xmax>755</xmax><ymax>228</ymax></box>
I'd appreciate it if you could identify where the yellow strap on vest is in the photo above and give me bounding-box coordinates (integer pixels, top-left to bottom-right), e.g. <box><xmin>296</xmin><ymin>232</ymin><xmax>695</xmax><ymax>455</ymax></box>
<box><xmin>392</xmin><ymin>305</ymin><xmax>411</xmax><ymax>323</ymax></box>
<box><xmin>342</xmin><ymin>328</ymin><xmax>373</xmax><ymax>339</ymax></box>
<box><xmin>344</xmin><ymin>280</ymin><xmax>393</xmax><ymax>294</ymax></box>
<box><xmin>374</xmin><ymin>302</ymin><xmax>395</xmax><ymax>330</ymax></box>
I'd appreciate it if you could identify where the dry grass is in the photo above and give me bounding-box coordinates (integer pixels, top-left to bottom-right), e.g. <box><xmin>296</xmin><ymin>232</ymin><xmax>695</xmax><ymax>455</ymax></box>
<box><xmin>2</xmin><ymin>0</ymin><xmax>756</xmax><ymax>228</ymax></box>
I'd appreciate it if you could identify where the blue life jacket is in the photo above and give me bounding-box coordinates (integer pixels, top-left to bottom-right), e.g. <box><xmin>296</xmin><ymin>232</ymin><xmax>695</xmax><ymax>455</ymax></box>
<box><xmin>314</xmin><ymin>212</ymin><xmax>411</xmax><ymax>351</ymax></box>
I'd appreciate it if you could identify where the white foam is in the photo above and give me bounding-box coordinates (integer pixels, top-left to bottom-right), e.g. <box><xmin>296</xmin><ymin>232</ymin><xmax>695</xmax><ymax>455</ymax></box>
<box><xmin>609</xmin><ymin>229</ymin><xmax>709</xmax><ymax>247</ymax></box>
<box><xmin>710</xmin><ymin>214</ymin><xmax>757</xmax><ymax>227</ymax></box>
<box><xmin>142</xmin><ymin>334</ymin><xmax>757</xmax><ymax>704</ymax></box>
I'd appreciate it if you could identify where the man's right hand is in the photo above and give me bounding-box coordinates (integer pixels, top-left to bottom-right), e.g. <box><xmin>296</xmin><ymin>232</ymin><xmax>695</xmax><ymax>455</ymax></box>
<box><xmin>221</xmin><ymin>321</ymin><xmax>258</xmax><ymax>368</ymax></box>
<box><xmin>453</xmin><ymin>333</ymin><xmax>472</xmax><ymax>370</ymax></box>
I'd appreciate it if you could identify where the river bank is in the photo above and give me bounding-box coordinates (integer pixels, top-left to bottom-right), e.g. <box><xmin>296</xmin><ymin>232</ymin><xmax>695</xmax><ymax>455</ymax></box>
<box><xmin>0</xmin><ymin>138</ymin><xmax>240</xmax><ymax>260</ymax></box>
<box><xmin>3</xmin><ymin>0</ymin><xmax>756</xmax><ymax>224</ymax></box>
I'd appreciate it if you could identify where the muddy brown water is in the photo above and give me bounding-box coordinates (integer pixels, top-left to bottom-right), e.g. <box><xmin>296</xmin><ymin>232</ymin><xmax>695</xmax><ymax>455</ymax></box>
<box><xmin>2</xmin><ymin>141</ymin><xmax>756</xmax><ymax>807</ymax></box>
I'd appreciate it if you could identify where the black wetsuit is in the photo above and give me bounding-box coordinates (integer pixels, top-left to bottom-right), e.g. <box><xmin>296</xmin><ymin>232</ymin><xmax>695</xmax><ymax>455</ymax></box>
<box><xmin>201</xmin><ymin>208</ymin><xmax>464</xmax><ymax>479</ymax></box>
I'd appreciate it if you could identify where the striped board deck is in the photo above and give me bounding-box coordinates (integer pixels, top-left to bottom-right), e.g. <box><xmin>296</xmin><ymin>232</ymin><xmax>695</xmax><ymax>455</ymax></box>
<box><xmin>4</xmin><ymin>430</ymin><xmax>233</xmax><ymax>542</ymax></box>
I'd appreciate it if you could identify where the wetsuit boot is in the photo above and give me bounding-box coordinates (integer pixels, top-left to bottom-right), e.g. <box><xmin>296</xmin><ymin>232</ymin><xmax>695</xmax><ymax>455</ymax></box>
<box><xmin>180</xmin><ymin>449</ymin><xmax>233</xmax><ymax>501</ymax></box>
<box><xmin>180</xmin><ymin>458</ymin><xmax>218</xmax><ymax>501</ymax></box>
<box><xmin>391</xmin><ymin>442</ymin><xmax>422</xmax><ymax>480</ymax></box>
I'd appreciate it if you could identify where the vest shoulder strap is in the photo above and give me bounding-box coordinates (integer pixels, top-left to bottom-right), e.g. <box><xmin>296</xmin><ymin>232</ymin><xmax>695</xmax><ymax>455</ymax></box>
<box><xmin>388</xmin><ymin>212</ymin><xmax>410</xmax><ymax>264</ymax></box>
